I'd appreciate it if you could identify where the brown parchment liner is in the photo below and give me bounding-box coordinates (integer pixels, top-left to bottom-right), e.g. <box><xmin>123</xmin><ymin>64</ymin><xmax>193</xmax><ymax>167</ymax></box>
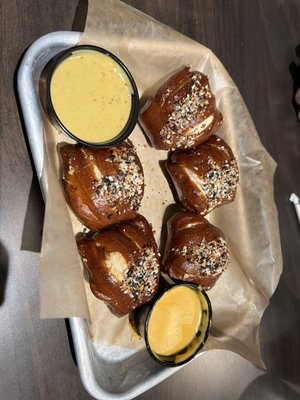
<box><xmin>40</xmin><ymin>0</ymin><xmax>283</xmax><ymax>367</ymax></box>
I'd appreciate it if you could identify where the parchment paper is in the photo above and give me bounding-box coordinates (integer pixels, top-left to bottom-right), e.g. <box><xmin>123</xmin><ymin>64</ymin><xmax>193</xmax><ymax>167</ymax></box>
<box><xmin>40</xmin><ymin>0</ymin><xmax>283</xmax><ymax>367</ymax></box>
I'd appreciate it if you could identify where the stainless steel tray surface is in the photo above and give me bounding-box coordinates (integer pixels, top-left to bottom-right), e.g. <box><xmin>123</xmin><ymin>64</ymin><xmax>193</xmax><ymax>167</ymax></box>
<box><xmin>17</xmin><ymin>31</ymin><xmax>182</xmax><ymax>400</ymax></box>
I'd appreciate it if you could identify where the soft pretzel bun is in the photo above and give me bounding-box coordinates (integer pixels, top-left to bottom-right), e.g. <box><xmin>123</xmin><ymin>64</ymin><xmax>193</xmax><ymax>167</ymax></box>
<box><xmin>77</xmin><ymin>214</ymin><xmax>160</xmax><ymax>317</ymax></box>
<box><xmin>139</xmin><ymin>66</ymin><xmax>222</xmax><ymax>150</ymax></box>
<box><xmin>166</xmin><ymin>135</ymin><xmax>239</xmax><ymax>215</ymax></box>
<box><xmin>163</xmin><ymin>211</ymin><xmax>229</xmax><ymax>290</ymax></box>
<box><xmin>59</xmin><ymin>140</ymin><xmax>144</xmax><ymax>231</ymax></box>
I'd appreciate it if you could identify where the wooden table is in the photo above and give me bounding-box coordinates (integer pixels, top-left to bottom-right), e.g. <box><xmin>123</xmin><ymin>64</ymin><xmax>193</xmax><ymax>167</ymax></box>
<box><xmin>1</xmin><ymin>0</ymin><xmax>300</xmax><ymax>399</ymax></box>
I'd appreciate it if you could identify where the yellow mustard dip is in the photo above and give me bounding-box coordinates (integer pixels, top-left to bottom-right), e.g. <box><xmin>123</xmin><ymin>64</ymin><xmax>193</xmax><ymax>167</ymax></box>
<box><xmin>50</xmin><ymin>49</ymin><xmax>133</xmax><ymax>144</ymax></box>
<box><xmin>147</xmin><ymin>286</ymin><xmax>202</xmax><ymax>356</ymax></box>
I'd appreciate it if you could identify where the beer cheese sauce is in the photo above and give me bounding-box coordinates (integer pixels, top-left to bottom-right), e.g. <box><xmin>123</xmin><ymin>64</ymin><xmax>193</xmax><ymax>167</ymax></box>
<box><xmin>147</xmin><ymin>286</ymin><xmax>202</xmax><ymax>356</ymax></box>
<box><xmin>50</xmin><ymin>50</ymin><xmax>133</xmax><ymax>144</ymax></box>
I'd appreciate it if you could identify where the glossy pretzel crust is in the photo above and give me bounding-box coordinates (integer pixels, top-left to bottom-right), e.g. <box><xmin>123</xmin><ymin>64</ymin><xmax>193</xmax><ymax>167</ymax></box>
<box><xmin>59</xmin><ymin>140</ymin><xmax>144</xmax><ymax>231</ymax></box>
<box><xmin>77</xmin><ymin>214</ymin><xmax>160</xmax><ymax>317</ymax></box>
<box><xmin>166</xmin><ymin>135</ymin><xmax>239</xmax><ymax>215</ymax></box>
<box><xmin>139</xmin><ymin>66</ymin><xmax>222</xmax><ymax>150</ymax></box>
<box><xmin>163</xmin><ymin>211</ymin><xmax>229</xmax><ymax>290</ymax></box>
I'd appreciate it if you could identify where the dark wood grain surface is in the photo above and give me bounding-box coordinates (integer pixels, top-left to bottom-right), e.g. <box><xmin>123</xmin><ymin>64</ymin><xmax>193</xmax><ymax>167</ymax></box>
<box><xmin>1</xmin><ymin>0</ymin><xmax>300</xmax><ymax>399</ymax></box>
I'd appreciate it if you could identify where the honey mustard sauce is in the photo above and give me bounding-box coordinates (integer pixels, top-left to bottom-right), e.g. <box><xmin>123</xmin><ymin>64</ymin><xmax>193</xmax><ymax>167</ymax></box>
<box><xmin>147</xmin><ymin>285</ymin><xmax>202</xmax><ymax>357</ymax></box>
<box><xmin>50</xmin><ymin>50</ymin><xmax>133</xmax><ymax>143</ymax></box>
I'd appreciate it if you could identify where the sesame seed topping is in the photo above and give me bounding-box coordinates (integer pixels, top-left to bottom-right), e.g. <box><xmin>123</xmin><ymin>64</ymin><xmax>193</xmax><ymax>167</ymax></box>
<box><xmin>176</xmin><ymin>238</ymin><xmax>229</xmax><ymax>276</ymax></box>
<box><xmin>199</xmin><ymin>156</ymin><xmax>239</xmax><ymax>214</ymax></box>
<box><xmin>92</xmin><ymin>144</ymin><xmax>144</xmax><ymax>211</ymax></box>
<box><xmin>120</xmin><ymin>246</ymin><xmax>160</xmax><ymax>302</ymax></box>
<box><xmin>159</xmin><ymin>73</ymin><xmax>214</xmax><ymax>148</ymax></box>
<box><xmin>68</xmin><ymin>165</ymin><xmax>75</xmax><ymax>175</ymax></box>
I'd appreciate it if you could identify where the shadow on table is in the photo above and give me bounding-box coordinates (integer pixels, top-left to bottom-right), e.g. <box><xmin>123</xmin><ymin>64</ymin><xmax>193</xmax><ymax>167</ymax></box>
<box><xmin>239</xmin><ymin>374</ymin><xmax>300</xmax><ymax>400</ymax></box>
<box><xmin>65</xmin><ymin>319</ymin><xmax>78</xmax><ymax>367</ymax></box>
<box><xmin>259</xmin><ymin>275</ymin><xmax>300</xmax><ymax>386</ymax></box>
<box><xmin>289</xmin><ymin>44</ymin><xmax>300</xmax><ymax>120</ymax></box>
<box><xmin>72</xmin><ymin>0</ymin><xmax>88</xmax><ymax>33</ymax></box>
<box><xmin>20</xmin><ymin>175</ymin><xmax>45</xmax><ymax>253</ymax></box>
<box><xmin>0</xmin><ymin>242</ymin><xmax>8</xmax><ymax>306</ymax></box>
<box><xmin>259</xmin><ymin>163</ymin><xmax>300</xmax><ymax>386</ymax></box>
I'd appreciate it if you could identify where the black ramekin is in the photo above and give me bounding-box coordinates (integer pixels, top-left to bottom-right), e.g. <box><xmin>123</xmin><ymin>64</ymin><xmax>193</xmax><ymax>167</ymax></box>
<box><xmin>41</xmin><ymin>44</ymin><xmax>140</xmax><ymax>148</ymax></box>
<box><xmin>133</xmin><ymin>283</ymin><xmax>212</xmax><ymax>368</ymax></box>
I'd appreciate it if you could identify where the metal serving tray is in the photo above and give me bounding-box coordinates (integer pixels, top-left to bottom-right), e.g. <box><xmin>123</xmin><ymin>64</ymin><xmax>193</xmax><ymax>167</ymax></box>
<box><xmin>17</xmin><ymin>31</ymin><xmax>181</xmax><ymax>400</ymax></box>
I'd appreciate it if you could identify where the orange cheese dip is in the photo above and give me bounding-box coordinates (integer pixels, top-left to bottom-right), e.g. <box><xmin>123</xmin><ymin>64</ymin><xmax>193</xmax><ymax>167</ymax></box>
<box><xmin>50</xmin><ymin>50</ymin><xmax>133</xmax><ymax>144</ymax></box>
<box><xmin>147</xmin><ymin>286</ymin><xmax>202</xmax><ymax>356</ymax></box>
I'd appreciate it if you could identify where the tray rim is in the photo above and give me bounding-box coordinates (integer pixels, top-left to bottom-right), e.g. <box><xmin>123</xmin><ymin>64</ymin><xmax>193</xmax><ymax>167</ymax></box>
<box><xmin>17</xmin><ymin>30</ymin><xmax>181</xmax><ymax>400</ymax></box>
